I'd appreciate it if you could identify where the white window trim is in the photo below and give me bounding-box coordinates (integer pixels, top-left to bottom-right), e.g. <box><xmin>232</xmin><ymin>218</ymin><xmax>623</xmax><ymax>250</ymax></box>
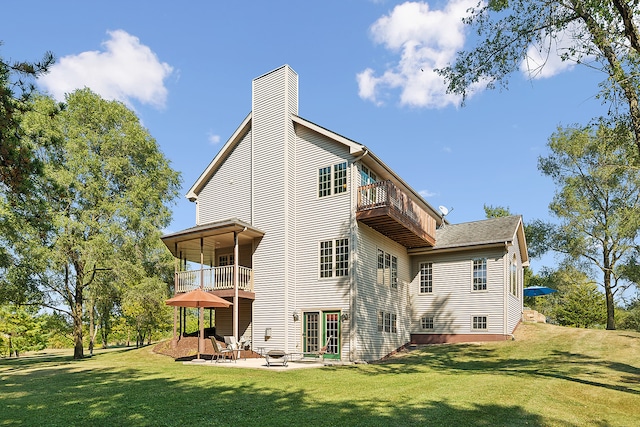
<box><xmin>421</xmin><ymin>315</ymin><xmax>434</xmax><ymax>330</ymax></box>
<box><xmin>318</xmin><ymin>162</ymin><xmax>348</xmax><ymax>199</ymax></box>
<box><xmin>378</xmin><ymin>310</ymin><xmax>397</xmax><ymax>333</ymax></box>
<box><xmin>510</xmin><ymin>254</ymin><xmax>518</xmax><ymax>296</ymax></box>
<box><xmin>377</xmin><ymin>248</ymin><xmax>398</xmax><ymax>289</ymax></box>
<box><xmin>471</xmin><ymin>315</ymin><xmax>488</xmax><ymax>331</ymax></box>
<box><xmin>419</xmin><ymin>262</ymin><xmax>433</xmax><ymax>294</ymax></box>
<box><xmin>471</xmin><ymin>258</ymin><xmax>488</xmax><ymax>292</ymax></box>
<box><xmin>319</xmin><ymin>238</ymin><xmax>349</xmax><ymax>279</ymax></box>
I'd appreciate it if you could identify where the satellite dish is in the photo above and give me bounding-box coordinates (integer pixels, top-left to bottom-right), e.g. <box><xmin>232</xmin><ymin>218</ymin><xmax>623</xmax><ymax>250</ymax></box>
<box><xmin>438</xmin><ymin>205</ymin><xmax>449</xmax><ymax>217</ymax></box>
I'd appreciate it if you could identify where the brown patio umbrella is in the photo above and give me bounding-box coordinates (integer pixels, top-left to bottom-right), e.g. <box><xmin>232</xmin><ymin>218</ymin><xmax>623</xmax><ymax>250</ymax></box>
<box><xmin>166</xmin><ymin>289</ymin><xmax>232</xmax><ymax>360</ymax></box>
<box><xmin>165</xmin><ymin>288</ymin><xmax>232</xmax><ymax>308</ymax></box>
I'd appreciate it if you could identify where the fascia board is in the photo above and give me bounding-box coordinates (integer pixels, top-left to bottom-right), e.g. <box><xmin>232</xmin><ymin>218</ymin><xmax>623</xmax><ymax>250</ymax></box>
<box><xmin>408</xmin><ymin>241</ymin><xmax>507</xmax><ymax>256</ymax></box>
<box><xmin>291</xmin><ymin>115</ymin><xmax>365</xmax><ymax>155</ymax></box>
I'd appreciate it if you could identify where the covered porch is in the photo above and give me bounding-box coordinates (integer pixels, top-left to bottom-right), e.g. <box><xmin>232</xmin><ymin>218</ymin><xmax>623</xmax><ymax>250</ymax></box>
<box><xmin>161</xmin><ymin>218</ymin><xmax>265</xmax><ymax>350</ymax></box>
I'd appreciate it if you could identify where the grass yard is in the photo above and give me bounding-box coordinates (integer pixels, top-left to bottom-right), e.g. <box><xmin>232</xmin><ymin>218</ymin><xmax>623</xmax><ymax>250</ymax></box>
<box><xmin>1</xmin><ymin>323</ymin><xmax>639</xmax><ymax>426</ymax></box>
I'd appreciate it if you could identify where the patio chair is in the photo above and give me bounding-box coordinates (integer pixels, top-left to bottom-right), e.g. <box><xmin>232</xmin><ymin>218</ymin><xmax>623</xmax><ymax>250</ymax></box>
<box><xmin>210</xmin><ymin>337</ymin><xmax>234</xmax><ymax>363</ymax></box>
<box><xmin>225</xmin><ymin>336</ymin><xmax>239</xmax><ymax>349</ymax></box>
<box><xmin>306</xmin><ymin>336</ymin><xmax>333</xmax><ymax>359</ymax></box>
<box><xmin>239</xmin><ymin>335</ymin><xmax>250</xmax><ymax>350</ymax></box>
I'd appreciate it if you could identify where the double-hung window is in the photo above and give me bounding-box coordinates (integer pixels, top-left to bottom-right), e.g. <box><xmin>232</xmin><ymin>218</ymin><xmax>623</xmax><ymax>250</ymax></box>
<box><xmin>419</xmin><ymin>262</ymin><xmax>433</xmax><ymax>293</ymax></box>
<box><xmin>334</xmin><ymin>238</ymin><xmax>349</xmax><ymax>276</ymax></box>
<box><xmin>510</xmin><ymin>254</ymin><xmax>517</xmax><ymax>296</ymax></box>
<box><xmin>378</xmin><ymin>311</ymin><xmax>397</xmax><ymax>333</ymax></box>
<box><xmin>472</xmin><ymin>316</ymin><xmax>487</xmax><ymax>331</ymax></box>
<box><xmin>377</xmin><ymin>249</ymin><xmax>398</xmax><ymax>288</ymax></box>
<box><xmin>319</xmin><ymin>238</ymin><xmax>349</xmax><ymax>278</ymax></box>
<box><xmin>319</xmin><ymin>162</ymin><xmax>347</xmax><ymax>198</ymax></box>
<box><xmin>421</xmin><ymin>316</ymin><xmax>434</xmax><ymax>330</ymax></box>
<box><xmin>472</xmin><ymin>258</ymin><xmax>487</xmax><ymax>291</ymax></box>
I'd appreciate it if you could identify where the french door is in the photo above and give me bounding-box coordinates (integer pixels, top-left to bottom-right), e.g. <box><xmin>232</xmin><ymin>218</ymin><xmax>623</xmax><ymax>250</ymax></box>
<box><xmin>303</xmin><ymin>311</ymin><xmax>341</xmax><ymax>359</ymax></box>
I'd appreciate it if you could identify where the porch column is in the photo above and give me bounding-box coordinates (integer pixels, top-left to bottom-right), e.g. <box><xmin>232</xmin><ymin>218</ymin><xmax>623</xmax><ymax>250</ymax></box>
<box><xmin>172</xmin><ymin>243</ymin><xmax>178</xmax><ymax>346</ymax></box>
<box><xmin>233</xmin><ymin>231</ymin><xmax>239</xmax><ymax>339</ymax></box>
<box><xmin>179</xmin><ymin>250</ymin><xmax>184</xmax><ymax>338</ymax></box>
<box><xmin>199</xmin><ymin>237</ymin><xmax>205</xmax><ymax>357</ymax></box>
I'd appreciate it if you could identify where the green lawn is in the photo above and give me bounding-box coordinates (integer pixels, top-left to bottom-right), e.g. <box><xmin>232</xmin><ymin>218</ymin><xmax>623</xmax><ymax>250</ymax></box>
<box><xmin>1</xmin><ymin>323</ymin><xmax>639</xmax><ymax>426</ymax></box>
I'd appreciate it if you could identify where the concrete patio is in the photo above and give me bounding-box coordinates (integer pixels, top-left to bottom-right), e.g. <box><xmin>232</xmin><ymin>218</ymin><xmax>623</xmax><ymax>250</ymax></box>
<box><xmin>182</xmin><ymin>355</ymin><xmax>335</xmax><ymax>370</ymax></box>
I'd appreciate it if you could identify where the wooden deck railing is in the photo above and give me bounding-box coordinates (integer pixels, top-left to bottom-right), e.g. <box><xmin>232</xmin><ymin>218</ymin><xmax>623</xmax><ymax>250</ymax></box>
<box><xmin>357</xmin><ymin>180</ymin><xmax>436</xmax><ymax>247</ymax></box>
<box><xmin>175</xmin><ymin>266</ymin><xmax>254</xmax><ymax>293</ymax></box>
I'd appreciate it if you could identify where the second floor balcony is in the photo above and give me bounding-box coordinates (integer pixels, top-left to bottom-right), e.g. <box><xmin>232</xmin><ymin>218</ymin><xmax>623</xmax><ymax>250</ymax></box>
<box><xmin>356</xmin><ymin>180</ymin><xmax>437</xmax><ymax>248</ymax></box>
<box><xmin>175</xmin><ymin>265</ymin><xmax>254</xmax><ymax>298</ymax></box>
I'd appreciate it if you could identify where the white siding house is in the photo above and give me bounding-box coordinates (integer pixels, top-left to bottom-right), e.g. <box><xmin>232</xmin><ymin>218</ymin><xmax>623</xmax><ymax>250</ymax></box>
<box><xmin>161</xmin><ymin>65</ymin><xmax>529</xmax><ymax>362</ymax></box>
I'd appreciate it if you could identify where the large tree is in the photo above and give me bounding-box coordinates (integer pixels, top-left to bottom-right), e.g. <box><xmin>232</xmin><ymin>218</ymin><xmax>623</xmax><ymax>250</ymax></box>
<box><xmin>0</xmin><ymin>48</ymin><xmax>55</xmax><ymax>299</ymax></box>
<box><xmin>527</xmin><ymin>263</ymin><xmax>607</xmax><ymax>327</ymax></box>
<box><xmin>538</xmin><ymin>121</ymin><xmax>640</xmax><ymax>329</ymax></box>
<box><xmin>438</xmin><ymin>0</ymin><xmax>640</xmax><ymax>155</ymax></box>
<box><xmin>19</xmin><ymin>89</ymin><xmax>180</xmax><ymax>358</ymax></box>
<box><xmin>0</xmin><ymin>47</ymin><xmax>55</xmax><ymax>195</ymax></box>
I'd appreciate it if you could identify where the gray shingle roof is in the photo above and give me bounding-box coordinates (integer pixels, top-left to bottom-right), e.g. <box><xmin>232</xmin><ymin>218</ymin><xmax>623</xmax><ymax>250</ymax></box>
<box><xmin>432</xmin><ymin>215</ymin><xmax>523</xmax><ymax>250</ymax></box>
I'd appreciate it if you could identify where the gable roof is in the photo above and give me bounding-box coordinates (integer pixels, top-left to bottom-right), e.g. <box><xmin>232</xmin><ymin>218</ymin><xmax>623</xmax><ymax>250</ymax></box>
<box><xmin>409</xmin><ymin>215</ymin><xmax>529</xmax><ymax>265</ymax></box>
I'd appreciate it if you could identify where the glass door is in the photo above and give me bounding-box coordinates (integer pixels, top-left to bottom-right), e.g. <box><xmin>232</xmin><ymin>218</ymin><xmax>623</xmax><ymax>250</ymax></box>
<box><xmin>323</xmin><ymin>311</ymin><xmax>340</xmax><ymax>360</ymax></box>
<box><xmin>303</xmin><ymin>311</ymin><xmax>341</xmax><ymax>360</ymax></box>
<box><xmin>303</xmin><ymin>312</ymin><xmax>320</xmax><ymax>354</ymax></box>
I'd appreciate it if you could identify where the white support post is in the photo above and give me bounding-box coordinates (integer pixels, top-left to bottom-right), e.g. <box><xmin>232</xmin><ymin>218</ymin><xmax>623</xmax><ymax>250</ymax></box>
<box><xmin>234</xmin><ymin>231</ymin><xmax>239</xmax><ymax>340</ymax></box>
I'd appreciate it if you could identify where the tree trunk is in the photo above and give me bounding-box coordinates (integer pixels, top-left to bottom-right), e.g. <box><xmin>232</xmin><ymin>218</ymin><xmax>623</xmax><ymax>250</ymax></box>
<box><xmin>101</xmin><ymin>321</ymin><xmax>108</xmax><ymax>348</ymax></box>
<box><xmin>88</xmin><ymin>298</ymin><xmax>95</xmax><ymax>357</ymax></box>
<box><xmin>603</xmin><ymin>270</ymin><xmax>616</xmax><ymax>330</ymax></box>
<box><xmin>73</xmin><ymin>285</ymin><xmax>84</xmax><ymax>359</ymax></box>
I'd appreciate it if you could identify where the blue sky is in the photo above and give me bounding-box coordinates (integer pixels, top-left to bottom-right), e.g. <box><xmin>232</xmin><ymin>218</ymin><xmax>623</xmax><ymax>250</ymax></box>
<box><xmin>3</xmin><ymin>1</ymin><xmax>608</xmax><ymax>275</ymax></box>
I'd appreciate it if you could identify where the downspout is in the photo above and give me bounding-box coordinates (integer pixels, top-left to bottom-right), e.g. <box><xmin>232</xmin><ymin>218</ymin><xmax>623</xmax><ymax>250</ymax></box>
<box><xmin>503</xmin><ymin>242</ymin><xmax>509</xmax><ymax>339</ymax></box>
<box><xmin>234</xmin><ymin>227</ymin><xmax>247</xmax><ymax>340</ymax></box>
<box><xmin>349</xmin><ymin>149</ymin><xmax>369</xmax><ymax>362</ymax></box>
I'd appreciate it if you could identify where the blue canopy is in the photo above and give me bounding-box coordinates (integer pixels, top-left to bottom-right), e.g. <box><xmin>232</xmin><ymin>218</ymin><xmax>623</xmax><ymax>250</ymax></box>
<box><xmin>523</xmin><ymin>286</ymin><xmax>558</xmax><ymax>297</ymax></box>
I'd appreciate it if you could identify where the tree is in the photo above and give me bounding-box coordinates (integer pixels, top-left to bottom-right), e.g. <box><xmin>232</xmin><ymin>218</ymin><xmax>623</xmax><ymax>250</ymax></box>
<box><xmin>526</xmin><ymin>263</ymin><xmax>607</xmax><ymax>328</ymax></box>
<box><xmin>0</xmin><ymin>46</ymin><xmax>55</xmax><ymax>195</ymax></box>
<box><xmin>483</xmin><ymin>204</ymin><xmax>549</xmax><ymax>259</ymax></box>
<box><xmin>121</xmin><ymin>277</ymin><xmax>172</xmax><ymax>348</ymax></box>
<box><xmin>618</xmin><ymin>293</ymin><xmax>640</xmax><ymax>331</ymax></box>
<box><xmin>0</xmin><ymin>304</ymin><xmax>47</xmax><ymax>357</ymax></box>
<box><xmin>19</xmin><ymin>89</ymin><xmax>180</xmax><ymax>358</ymax></box>
<box><xmin>438</xmin><ymin>0</ymin><xmax>640</xmax><ymax>155</ymax></box>
<box><xmin>0</xmin><ymin>48</ymin><xmax>56</xmax><ymax>301</ymax></box>
<box><xmin>483</xmin><ymin>204</ymin><xmax>512</xmax><ymax>218</ymax></box>
<box><xmin>538</xmin><ymin>121</ymin><xmax>640</xmax><ymax>329</ymax></box>
<box><xmin>554</xmin><ymin>279</ymin><xmax>607</xmax><ymax>328</ymax></box>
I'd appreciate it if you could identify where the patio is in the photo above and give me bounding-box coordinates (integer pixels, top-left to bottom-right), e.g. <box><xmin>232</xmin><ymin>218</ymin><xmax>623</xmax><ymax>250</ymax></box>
<box><xmin>182</xmin><ymin>356</ymin><xmax>330</xmax><ymax>370</ymax></box>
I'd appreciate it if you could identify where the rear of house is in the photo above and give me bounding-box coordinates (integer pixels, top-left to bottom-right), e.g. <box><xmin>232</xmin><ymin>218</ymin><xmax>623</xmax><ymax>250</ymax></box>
<box><xmin>162</xmin><ymin>65</ymin><xmax>529</xmax><ymax>362</ymax></box>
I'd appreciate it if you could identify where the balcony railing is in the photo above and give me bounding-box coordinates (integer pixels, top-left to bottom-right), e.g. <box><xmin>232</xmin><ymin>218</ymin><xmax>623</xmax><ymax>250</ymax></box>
<box><xmin>175</xmin><ymin>266</ymin><xmax>254</xmax><ymax>293</ymax></box>
<box><xmin>357</xmin><ymin>180</ymin><xmax>436</xmax><ymax>248</ymax></box>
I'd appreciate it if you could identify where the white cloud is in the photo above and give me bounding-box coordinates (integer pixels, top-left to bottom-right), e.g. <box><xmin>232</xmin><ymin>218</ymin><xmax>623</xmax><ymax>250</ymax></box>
<box><xmin>208</xmin><ymin>132</ymin><xmax>221</xmax><ymax>145</ymax></box>
<box><xmin>520</xmin><ymin>22</ymin><xmax>595</xmax><ymax>79</ymax></box>
<box><xmin>419</xmin><ymin>189</ymin><xmax>437</xmax><ymax>198</ymax></box>
<box><xmin>357</xmin><ymin>0</ymin><xmax>479</xmax><ymax>108</ymax></box>
<box><xmin>39</xmin><ymin>30</ymin><xmax>173</xmax><ymax>108</ymax></box>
